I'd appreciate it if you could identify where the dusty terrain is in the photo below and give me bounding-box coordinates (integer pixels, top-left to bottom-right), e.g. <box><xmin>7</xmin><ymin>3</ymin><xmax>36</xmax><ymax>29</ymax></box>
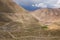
<box><xmin>0</xmin><ymin>0</ymin><xmax>60</xmax><ymax>40</ymax></box>
<box><xmin>30</xmin><ymin>8</ymin><xmax>60</xmax><ymax>30</ymax></box>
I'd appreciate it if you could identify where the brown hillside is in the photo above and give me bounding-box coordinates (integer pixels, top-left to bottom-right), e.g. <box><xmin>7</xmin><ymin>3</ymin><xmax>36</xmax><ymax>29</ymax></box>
<box><xmin>30</xmin><ymin>8</ymin><xmax>60</xmax><ymax>25</ymax></box>
<box><xmin>0</xmin><ymin>0</ymin><xmax>60</xmax><ymax>40</ymax></box>
<box><xmin>0</xmin><ymin>0</ymin><xmax>28</xmax><ymax>25</ymax></box>
<box><xmin>30</xmin><ymin>8</ymin><xmax>60</xmax><ymax>30</ymax></box>
<box><xmin>0</xmin><ymin>0</ymin><xmax>26</xmax><ymax>13</ymax></box>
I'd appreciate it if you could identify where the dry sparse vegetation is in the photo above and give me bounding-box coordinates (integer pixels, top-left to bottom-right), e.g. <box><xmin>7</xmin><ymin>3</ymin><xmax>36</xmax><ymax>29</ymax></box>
<box><xmin>0</xmin><ymin>0</ymin><xmax>60</xmax><ymax>40</ymax></box>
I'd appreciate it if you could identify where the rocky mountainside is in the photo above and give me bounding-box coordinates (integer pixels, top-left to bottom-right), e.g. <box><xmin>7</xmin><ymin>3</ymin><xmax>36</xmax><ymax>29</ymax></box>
<box><xmin>30</xmin><ymin>8</ymin><xmax>60</xmax><ymax>24</ymax></box>
<box><xmin>0</xmin><ymin>0</ymin><xmax>60</xmax><ymax>40</ymax></box>
<box><xmin>30</xmin><ymin>8</ymin><xmax>60</xmax><ymax>30</ymax></box>
<box><xmin>0</xmin><ymin>0</ymin><xmax>39</xmax><ymax>27</ymax></box>
<box><xmin>0</xmin><ymin>0</ymin><xmax>26</xmax><ymax>13</ymax></box>
<box><xmin>0</xmin><ymin>0</ymin><xmax>29</xmax><ymax>25</ymax></box>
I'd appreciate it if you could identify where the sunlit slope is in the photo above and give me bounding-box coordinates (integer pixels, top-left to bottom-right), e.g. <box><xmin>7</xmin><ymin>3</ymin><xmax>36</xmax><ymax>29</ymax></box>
<box><xmin>30</xmin><ymin>8</ymin><xmax>60</xmax><ymax>30</ymax></box>
<box><xmin>0</xmin><ymin>0</ymin><xmax>60</xmax><ymax>40</ymax></box>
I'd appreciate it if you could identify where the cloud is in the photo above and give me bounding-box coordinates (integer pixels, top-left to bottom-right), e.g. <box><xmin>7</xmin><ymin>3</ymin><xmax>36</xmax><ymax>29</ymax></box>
<box><xmin>32</xmin><ymin>3</ymin><xmax>47</xmax><ymax>8</ymax></box>
<box><xmin>57</xmin><ymin>0</ymin><xmax>60</xmax><ymax>4</ymax></box>
<box><xmin>14</xmin><ymin>0</ymin><xmax>60</xmax><ymax>8</ymax></box>
<box><xmin>52</xmin><ymin>0</ymin><xmax>60</xmax><ymax>8</ymax></box>
<box><xmin>32</xmin><ymin>0</ymin><xmax>60</xmax><ymax>8</ymax></box>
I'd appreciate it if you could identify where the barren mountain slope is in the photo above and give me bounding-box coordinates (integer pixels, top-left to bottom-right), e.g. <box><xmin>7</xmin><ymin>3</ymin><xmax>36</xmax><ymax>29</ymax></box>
<box><xmin>0</xmin><ymin>0</ymin><xmax>30</xmax><ymax>25</ymax></box>
<box><xmin>0</xmin><ymin>0</ymin><xmax>44</xmax><ymax>40</ymax></box>
<box><xmin>0</xmin><ymin>0</ymin><xmax>60</xmax><ymax>40</ymax></box>
<box><xmin>0</xmin><ymin>0</ymin><xmax>26</xmax><ymax>13</ymax></box>
<box><xmin>30</xmin><ymin>8</ymin><xmax>60</xmax><ymax>30</ymax></box>
<box><xmin>30</xmin><ymin>8</ymin><xmax>60</xmax><ymax>24</ymax></box>
<box><xmin>0</xmin><ymin>0</ymin><xmax>41</xmax><ymax>35</ymax></box>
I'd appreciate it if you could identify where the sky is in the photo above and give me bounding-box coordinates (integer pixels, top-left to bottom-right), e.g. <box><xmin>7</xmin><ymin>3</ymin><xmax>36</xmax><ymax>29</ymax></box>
<box><xmin>13</xmin><ymin>0</ymin><xmax>60</xmax><ymax>11</ymax></box>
